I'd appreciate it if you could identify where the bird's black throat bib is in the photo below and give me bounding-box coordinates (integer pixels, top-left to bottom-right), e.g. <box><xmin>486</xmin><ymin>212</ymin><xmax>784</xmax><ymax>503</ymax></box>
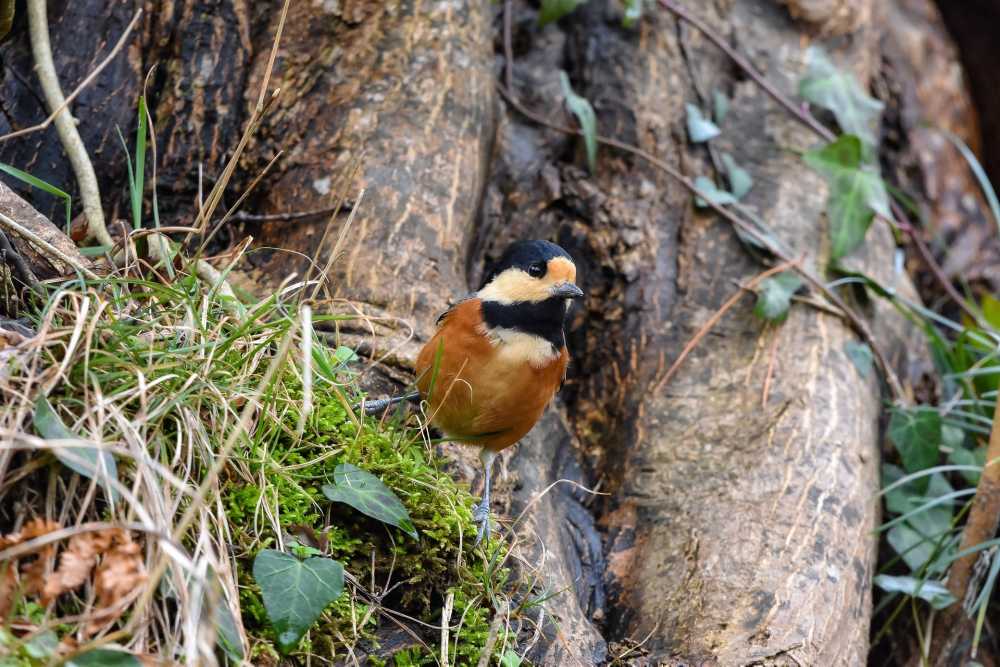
<box><xmin>481</xmin><ymin>297</ymin><xmax>568</xmax><ymax>350</ymax></box>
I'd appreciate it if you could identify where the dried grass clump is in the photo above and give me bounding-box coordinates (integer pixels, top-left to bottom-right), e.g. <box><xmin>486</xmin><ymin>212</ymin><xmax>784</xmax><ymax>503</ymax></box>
<box><xmin>0</xmin><ymin>252</ymin><xmax>317</xmax><ymax>662</ymax></box>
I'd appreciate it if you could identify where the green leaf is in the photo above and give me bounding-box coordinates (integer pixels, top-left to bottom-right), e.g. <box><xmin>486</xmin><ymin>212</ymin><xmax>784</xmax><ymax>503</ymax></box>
<box><xmin>804</xmin><ymin>135</ymin><xmax>890</xmax><ymax>260</ymax></box>
<box><xmin>873</xmin><ymin>575</ymin><xmax>956</xmax><ymax>610</ymax></box>
<box><xmin>888</xmin><ymin>407</ymin><xmax>942</xmax><ymax>491</ymax></box>
<box><xmin>713</xmin><ymin>89</ymin><xmax>729</xmax><ymax>124</ymax></box>
<box><xmin>887</xmin><ymin>524</ymin><xmax>943</xmax><ymax>574</ymax></box>
<box><xmin>323</xmin><ymin>464</ymin><xmax>418</xmax><ymax>538</ymax></box>
<box><xmin>685</xmin><ymin>103</ymin><xmax>721</xmax><ymax>143</ymax></box>
<box><xmin>844</xmin><ymin>341</ymin><xmax>873</xmax><ymax>378</ymax></box>
<box><xmin>947</xmin><ymin>445</ymin><xmax>983</xmax><ymax>486</ymax></box>
<box><xmin>34</xmin><ymin>396</ymin><xmax>118</xmax><ymax>502</ymax></box>
<box><xmin>559</xmin><ymin>72</ymin><xmax>598</xmax><ymax>173</ymax></box>
<box><xmin>0</xmin><ymin>162</ymin><xmax>73</xmax><ymax>234</ymax></box>
<box><xmin>981</xmin><ymin>293</ymin><xmax>1000</xmax><ymax>331</ymax></box>
<box><xmin>622</xmin><ymin>0</ymin><xmax>642</xmax><ymax>27</ymax></box>
<box><xmin>332</xmin><ymin>345</ymin><xmax>359</xmax><ymax>365</ymax></box>
<box><xmin>799</xmin><ymin>46</ymin><xmax>884</xmax><ymax>149</ymax></box>
<box><xmin>501</xmin><ymin>649</ymin><xmax>523</xmax><ymax>667</ymax></box>
<box><xmin>215</xmin><ymin>598</ymin><xmax>245</xmax><ymax>663</ymax></box>
<box><xmin>753</xmin><ymin>272</ymin><xmax>803</xmax><ymax>323</ymax></box>
<box><xmin>720</xmin><ymin>153</ymin><xmax>752</xmax><ymax>199</ymax></box>
<box><xmin>130</xmin><ymin>96</ymin><xmax>149</xmax><ymax>230</ymax></box>
<box><xmin>23</xmin><ymin>631</ymin><xmax>57</xmax><ymax>659</ymax></box>
<box><xmin>78</xmin><ymin>245</ymin><xmax>113</xmax><ymax>258</ymax></box>
<box><xmin>539</xmin><ymin>0</ymin><xmax>586</xmax><ymax>26</ymax></box>
<box><xmin>289</xmin><ymin>540</ymin><xmax>323</xmax><ymax>559</ymax></box>
<box><xmin>252</xmin><ymin>550</ymin><xmax>344</xmax><ymax>653</ymax></box>
<box><xmin>693</xmin><ymin>176</ymin><xmax>737</xmax><ymax>208</ymax></box>
<box><xmin>65</xmin><ymin>649</ymin><xmax>142</xmax><ymax>666</ymax></box>
<box><xmin>883</xmin><ymin>466</ymin><xmax>954</xmax><ymax>530</ymax></box>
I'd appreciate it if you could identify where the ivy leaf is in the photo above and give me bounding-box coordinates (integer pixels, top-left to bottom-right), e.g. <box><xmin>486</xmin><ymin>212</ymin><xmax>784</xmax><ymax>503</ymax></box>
<box><xmin>23</xmin><ymin>631</ymin><xmax>58</xmax><ymax>660</ymax></box>
<box><xmin>323</xmin><ymin>463</ymin><xmax>418</xmax><ymax>539</ymax></box>
<box><xmin>753</xmin><ymin>272</ymin><xmax>803</xmax><ymax>323</ymax></box>
<box><xmin>559</xmin><ymin>72</ymin><xmax>598</xmax><ymax>173</ymax></box>
<box><xmin>693</xmin><ymin>176</ymin><xmax>737</xmax><ymax>208</ymax></box>
<box><xmin>215</xmin><ymin>597</ymin><xmax>245</xmax><ymax>663</ymax></box>
<box><xmin>844</xmin><ymin>341</ymin><xmax>873</xmax><ymax>378</ymax></box>
<box><xmin>713</xmin><ymin>89</ymin><xmax>729</xmax><ymax>125</ymax></box>
<box><xmin>799</xmin><ymin>46</ymin><xmax>884</xmax><ymax>150</ymax></box>
<box><xmin>804</xmin><ymin>135</ymin><xmax>890</xmax><ymax>261</ymax></box>
<box><xmin>332</xmin><ymin>345</ymin><xmax>358</xmax><ymax>364</ymax></box>
<box><xmin>888</xmin><ymin>407</ymin><xmax>942</xmax><ymax>492</ymax></box>
<box><xmin>882</xmin><ymin>466</ymin><xmax>955</xmax><ymax>573</ymax></box>
<box><xmin>539</xmin><ymin>0</ymin><xmax>586</xmax><ymax>25</ymax></box>
<box><xmin>721</xmin><ymin>153</ymin><xmax>753</xmax><ymax>199</ymax></box>
<box><xmin>873</xmin><ymin>575</ymin><xmax>956</xmax><ymax>610</ymax></box>
<box><xmin>685</xmin><ymin>103</ymin><xmax>721</xmax><ymax>143</ymax></box>
<box><xmin>65</xmin><ymin>649</ymin><xmax>142</xmax><ymax>666</ymax></box>
<box><xmin>252</xmin><ymin>549</ymin><xmax>345</xmax><ymax>653</ymax></box>
<box><xmin>947</xmin><ymin>444</ymin><xmax>983</xmax><ymax>486</ymax></box>
<box><xmin>501</xmin><ymin>649</ymin><xmax>523</xmax><ymax>667</ymax></box>
<box><xmin>34</xmin><ymin>396</ymin><xmax>118</xmax><ymax>502</ymax></box>
<box><xmin>622</xmin><ymin>0</ymin><xmax>642</xmax><ymax>27</ymax></box>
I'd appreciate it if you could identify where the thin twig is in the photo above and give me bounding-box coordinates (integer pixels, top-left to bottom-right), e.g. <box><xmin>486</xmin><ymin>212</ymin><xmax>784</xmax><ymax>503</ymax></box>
<box><xmin>0</xmin><ymin>10</ymin><xmax>142</xmax><ymax>145</ymax></box>
<box><xmin>653</xmin><ymin>260</ymin><xmax>798</xmax><ymax>394</ymax></box>
<box><xmin>224</xmin><ymin>203</ymin><xmax>355</xmax><ymax>224</ymax></box>
<box><xmin>891</xmin><ymin>201</ymin><xmax>979</xmax><ymax>323</ymax></box>
<box><xmin>497</xmin><ymin>82</ymin><xmax>904</xmax><ymax>399</ymax></box>
<box><xmin>25</xmin><ymin>0</ymin><xmax>119</xmax><ymax>248</ymax></box>
<box><xmin>762</xmin><ymin>324</ymin><xmax>781</xmax><ymax>407</ymax></box>
<box><xmin>657</xmin><ymin>0</ymin><xmax>833</xmax><ymax>141</ymax></box>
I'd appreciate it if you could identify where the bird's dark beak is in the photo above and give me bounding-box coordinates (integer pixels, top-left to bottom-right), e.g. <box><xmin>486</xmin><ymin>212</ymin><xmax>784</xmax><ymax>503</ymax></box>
<box><xmin>551</xmin><ymin>282</ymin><xmax>584</xmax><ymax>299</ymax></box>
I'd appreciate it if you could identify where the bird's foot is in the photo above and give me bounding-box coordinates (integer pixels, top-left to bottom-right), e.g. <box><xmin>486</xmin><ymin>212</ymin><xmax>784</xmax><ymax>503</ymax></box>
<box><xmin>472</xmin><ymin>499</ymin><xmax>492</xmax><ymax>546</ymax></box>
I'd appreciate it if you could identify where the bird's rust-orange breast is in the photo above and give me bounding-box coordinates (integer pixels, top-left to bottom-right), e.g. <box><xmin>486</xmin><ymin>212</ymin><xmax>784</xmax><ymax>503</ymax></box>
<box><xmin>415</xmin><ymin>299</ymin><xmax>567</xmax><ymax>451</ymax></box>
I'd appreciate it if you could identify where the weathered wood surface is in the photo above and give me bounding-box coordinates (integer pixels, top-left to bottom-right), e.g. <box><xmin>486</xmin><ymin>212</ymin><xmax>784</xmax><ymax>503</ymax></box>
<box><xmin>0</xmin><ymin>0</ymin><xmax>991</xmax><ymax>663</ymax></box>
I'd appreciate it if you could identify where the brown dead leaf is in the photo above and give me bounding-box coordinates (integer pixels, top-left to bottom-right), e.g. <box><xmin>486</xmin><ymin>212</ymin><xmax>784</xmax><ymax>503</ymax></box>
<box><xmin>10</xmin><ymin>518</ymin><xmax>60</xmax><ymax>600</ymax></box>
<box><xmin>0</xmin><ymin>561</ymin><xmax>16</xmax><ymax>618</ymax></box>
<box><xmin>43</xmin><ymin>529</ymin><xmax>116</xmax><ymax>603</ymax></box>
<box><xmin>86</xmin><ymin>531</ymin><xmax>146</xmax><ymax>634</ymax></box>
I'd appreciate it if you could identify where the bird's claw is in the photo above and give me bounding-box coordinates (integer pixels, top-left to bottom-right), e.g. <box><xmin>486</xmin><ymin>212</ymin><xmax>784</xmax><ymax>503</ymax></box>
<box><xmin>472</xmin><ymin>500</ymin><xmax>491</xmax><ymax>546</ymax></box>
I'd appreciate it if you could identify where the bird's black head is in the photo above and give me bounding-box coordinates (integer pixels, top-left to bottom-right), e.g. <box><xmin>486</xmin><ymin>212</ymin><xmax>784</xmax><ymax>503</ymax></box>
<box><xmin>478</xmin><ymin>240</ymin><xmax>582</xmax><ymax>299</ymax></box>
<box><xmin>477</xmin><ymin>240</ymin><xmax>583</xmax><ymax>350</ymax></box>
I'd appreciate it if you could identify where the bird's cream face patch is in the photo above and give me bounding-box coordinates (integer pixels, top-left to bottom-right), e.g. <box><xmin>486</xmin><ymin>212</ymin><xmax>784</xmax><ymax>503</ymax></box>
<box><xmin>477</xmin><ymin>257</ymin><xmax>578</xmax><ymax>304</ymax></box>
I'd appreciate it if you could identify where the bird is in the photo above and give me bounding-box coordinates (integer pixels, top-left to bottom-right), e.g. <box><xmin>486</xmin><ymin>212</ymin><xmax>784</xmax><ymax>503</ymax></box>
<box><xmin>363</xmin><ymin>240</ymin><xmax>583</xmax><ymax>545</ymax></box>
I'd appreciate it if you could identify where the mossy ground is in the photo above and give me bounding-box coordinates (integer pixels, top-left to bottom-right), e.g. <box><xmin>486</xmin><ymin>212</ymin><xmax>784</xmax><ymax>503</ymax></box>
<box><xmin>224</xmin><ymin>384</ymin><xmax>511</xmax><ymax>664</ymax></box>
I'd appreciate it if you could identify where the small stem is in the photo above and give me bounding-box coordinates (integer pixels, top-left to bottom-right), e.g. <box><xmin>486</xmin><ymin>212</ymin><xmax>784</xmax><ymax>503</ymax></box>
<box><xmin>26</xmin><ymin>0</ymin><xmax>113</xmax><ymax>249</ymax></box>
<box><xmin>657</xmin><ymin>0</ymin><xmax>834</xmax><ymax>142</ymax></box>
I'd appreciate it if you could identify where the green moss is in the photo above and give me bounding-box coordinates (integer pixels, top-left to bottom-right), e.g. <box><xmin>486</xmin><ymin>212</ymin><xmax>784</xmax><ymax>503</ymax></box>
<box><xmin>224</xmin><ymin>383</ymin><xmax>513</xmax><ymax>664</ymax></box>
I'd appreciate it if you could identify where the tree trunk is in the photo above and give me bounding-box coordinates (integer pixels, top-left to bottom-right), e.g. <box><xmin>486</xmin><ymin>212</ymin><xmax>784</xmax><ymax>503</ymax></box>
<box><xmin>0</xmin><ymin>0</ymin><xmax>991</xmax><ymax>663</ymax></box>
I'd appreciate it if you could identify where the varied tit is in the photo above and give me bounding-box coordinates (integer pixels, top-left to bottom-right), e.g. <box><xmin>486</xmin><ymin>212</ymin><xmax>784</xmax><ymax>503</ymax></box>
<box><xmin>417</xmin><ymin>239</ymin><xmax>583</xmax><ymax>544</ymax></box>
<box><xmin>364</xmin><ymin>240</ymin><xmax>583</xmax><ymax>544</ymax></box>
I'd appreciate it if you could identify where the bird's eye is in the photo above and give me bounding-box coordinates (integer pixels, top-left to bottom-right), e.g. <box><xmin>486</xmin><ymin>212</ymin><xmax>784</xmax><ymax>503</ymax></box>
<box><xmin>527</xmin><ymin>262</ymin><xmax>545</xmax><ymax>278</ymax></box>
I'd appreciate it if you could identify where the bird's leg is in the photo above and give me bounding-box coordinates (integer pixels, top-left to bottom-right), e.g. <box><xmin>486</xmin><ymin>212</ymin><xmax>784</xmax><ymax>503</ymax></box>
<box><xmin>357</xmin><ymin>391</ymin><xmax>421</xmax><ymax>416</ymax></box>
<box><xmin>473</xmin><ymin>448</ymin><xmax>497</xmax><ymax>546</ymax></box>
